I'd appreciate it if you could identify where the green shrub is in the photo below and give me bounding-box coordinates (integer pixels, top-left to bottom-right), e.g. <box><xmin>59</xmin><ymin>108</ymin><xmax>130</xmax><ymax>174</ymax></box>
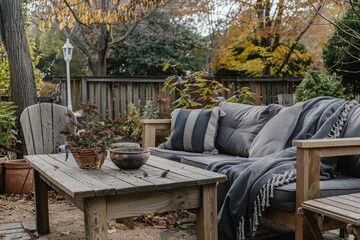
<box><xmin>141</xmin><ymin>101</ymin><xmax>160</xmax><ymax>119</ymax></box>
<box><xmin>163</xmin><ymin>67</ymin><xmax>255</xmax><ymax>109</ymax></box>
<box><xmin>123</xmin><ymin>103</ymin><xmax>142</xmax><ymax>143</ymax></box>
<box><xmin>294</xmin><ymin>70</ymin><xmax>347</xmax><ymax>102</ymax></box>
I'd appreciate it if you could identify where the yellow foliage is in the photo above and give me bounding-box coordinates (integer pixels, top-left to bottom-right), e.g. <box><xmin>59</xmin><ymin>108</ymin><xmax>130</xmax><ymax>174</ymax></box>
<box><xmin>36</xmin><ymin>0</ymin><xmax>164</xmax><ymax>32</ymax></box>
<box><xmin>0</xmin><ymin>40</ymin><xmax>42</xmax><ymax>96</ymax></box>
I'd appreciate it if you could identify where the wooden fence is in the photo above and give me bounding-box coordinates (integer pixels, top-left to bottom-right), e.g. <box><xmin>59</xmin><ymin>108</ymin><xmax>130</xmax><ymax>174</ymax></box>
<box><xmin>55</xmin><ymin>76</ymin><xmax>303</xmax><ymax>119</ymax></box>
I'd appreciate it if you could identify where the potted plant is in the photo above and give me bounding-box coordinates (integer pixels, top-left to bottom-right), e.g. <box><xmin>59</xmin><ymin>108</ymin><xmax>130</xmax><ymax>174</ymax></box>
<box><xmin>60</xmin><ymin>102</ymin><xmax>125</xmax><ymax>169</ymax></box>
<box><xmin>0</xmin><ymin>100</ymin><xmax>33</xmax><ymax>194</ymax></box>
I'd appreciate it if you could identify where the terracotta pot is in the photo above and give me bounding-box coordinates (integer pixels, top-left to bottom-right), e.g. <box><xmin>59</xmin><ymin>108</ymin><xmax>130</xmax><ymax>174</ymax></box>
<box><xmin>5</xmin><ymin>159</ymin><xmax>33</xmax><ymax>194</ymax></box>
<box><xmin>0</xmin><ymin>155</ymin><xmax>7</xmax><ymax>193</ymax></box>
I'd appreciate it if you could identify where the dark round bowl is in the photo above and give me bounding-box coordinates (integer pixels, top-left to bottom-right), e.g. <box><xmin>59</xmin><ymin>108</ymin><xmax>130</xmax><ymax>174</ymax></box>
<box><xmin>109</xmin><ymin>148</ymin><xmax>150</xmax><ymax>170</ymax></box>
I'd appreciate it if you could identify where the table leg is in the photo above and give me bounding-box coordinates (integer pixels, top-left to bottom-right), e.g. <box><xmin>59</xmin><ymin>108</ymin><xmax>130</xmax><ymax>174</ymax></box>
<box><xmin>303</xmin><ymin>210</ymin><xmax>324</xmax><ymax>240</ymax></box>
<box><xmin>34</xmin><ymin>170</ymin><xmax>49</xmax><ymax>234</ymax></box>
<box><xmin>84</xmin><ymin>196</ymin><xmax>108</xmax><ymax>240</ymax></box>
<box><xmin>196</xmin><ymin>184</ymin><xmax>218</xmax><ymax>240</ymax></box>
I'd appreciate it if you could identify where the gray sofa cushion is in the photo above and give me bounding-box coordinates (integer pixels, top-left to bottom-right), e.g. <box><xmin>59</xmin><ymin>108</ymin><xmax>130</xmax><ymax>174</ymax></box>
<box><xmin>149</xmin><ymin>147</ymin><xmax>204</xmax><ymax>162</ymax></box>
<box><xmin>336</xmin><ymin>105</ymin><xmax>360</xmax><ymax>177</ymax></box>
<box><xmin>249</xmin><ymin>102</ymin><xmax>303</xmax><ymax>157</ymax></box>
<box><xmin>272</xmin><ymin>175</ymin><xmax>360</xmax><ymax>211</ymax></box>
<box><xmin>215</xmin><ymin>102</ymin><xmax>283</xmax><ymax>157</ymax></box>
<box><xmin>162</xmin><ymin>107</ymin><xmax>223</xmax><ymax>153</ymax></box>
<box><xmin>180</xmin><ymin>155</ymin><xmax>239</xmax><ymax>169</ymax></box>
<box><xmin>150</xmin><ymin>147</ymin><xmax>236</xmax><ymax>169</ymax></box>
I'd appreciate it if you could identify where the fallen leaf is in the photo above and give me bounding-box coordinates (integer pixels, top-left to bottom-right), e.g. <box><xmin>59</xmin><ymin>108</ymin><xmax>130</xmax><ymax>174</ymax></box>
<box><xmin>161</xmin><ymin>169</ymin><xmax>170</xmax><ymax>178</ymax></box>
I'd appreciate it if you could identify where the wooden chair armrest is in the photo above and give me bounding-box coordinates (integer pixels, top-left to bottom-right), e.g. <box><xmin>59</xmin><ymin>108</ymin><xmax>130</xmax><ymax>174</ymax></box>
<box><xmin>293</xmin><ymin>137</ymin><xmax>360</xmax><ymax>236</ymax></box>
<box><xmin>292</xmin><ymin>137</ymin><xmax>360</xmax><ymax>238</ymax></box>
<box><xmin>141</xmin><ymin>119</ymin><xmax>171</xmax><ymax>148</ymax></box>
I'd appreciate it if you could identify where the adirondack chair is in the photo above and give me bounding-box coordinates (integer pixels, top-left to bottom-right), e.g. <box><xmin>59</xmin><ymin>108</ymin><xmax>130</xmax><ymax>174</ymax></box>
<box><xmin>20</xmin><ymin>103</ymin><xmax>74</xmax><ymax>155</ymax></box>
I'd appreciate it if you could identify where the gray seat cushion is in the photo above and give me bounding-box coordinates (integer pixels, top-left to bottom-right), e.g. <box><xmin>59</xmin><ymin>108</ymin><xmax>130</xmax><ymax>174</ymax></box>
<box><xmin>149</xmin><ymin>147</ymin><xmax>205</xmax><ymax>162</ymax></box>
<box><xmin>216</xmin><ymin>102</ymin><xmax>283</xmax><ymax>157</ymax></box>
<box><xmin>149</xmin><ymin>147</ymin><xmax>236</xmax><ymax>168</ymax></box>
<box><xmin>180</xmin><ymin>155</ymin><xmax>239</xmax><ymax>169</ymax></box>
<box><xmin>272</xmin><ymin>175</ymin><xmax>360</xmax><ymax>211</ymax></box>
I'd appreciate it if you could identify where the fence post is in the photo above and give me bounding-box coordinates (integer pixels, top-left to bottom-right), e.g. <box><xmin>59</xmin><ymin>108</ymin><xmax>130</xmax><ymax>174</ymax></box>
<box><xmin>81</xmin><ymin>77</ymin><xmax>88</xmax><ymax>103</ymax></box>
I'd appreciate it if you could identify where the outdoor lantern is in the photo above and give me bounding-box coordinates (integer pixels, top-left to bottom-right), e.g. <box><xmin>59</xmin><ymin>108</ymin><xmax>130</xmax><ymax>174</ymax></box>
<box><xmin>62</xmin><ymin>38</ymin><xmax>74</xmax><ymax>111</ymax></box>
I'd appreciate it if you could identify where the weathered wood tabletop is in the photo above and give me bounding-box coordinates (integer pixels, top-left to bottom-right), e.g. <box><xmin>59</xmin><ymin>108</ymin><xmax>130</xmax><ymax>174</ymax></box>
<box><xmin>302</xmin><ymin>193</ymin><xmax>360</xmax><ymax>240</ymax></box>
<box><xmin>25</xmin><ymin>154</ymin><xmax>226</xmax><ymax>240</ymax></box>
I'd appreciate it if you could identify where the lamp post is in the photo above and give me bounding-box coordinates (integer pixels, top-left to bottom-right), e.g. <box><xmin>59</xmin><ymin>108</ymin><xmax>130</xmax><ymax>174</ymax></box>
<box><xmin>62</xmin><ymin>38</ymin><xmax>74</xmax><ymax>111</ymax></box>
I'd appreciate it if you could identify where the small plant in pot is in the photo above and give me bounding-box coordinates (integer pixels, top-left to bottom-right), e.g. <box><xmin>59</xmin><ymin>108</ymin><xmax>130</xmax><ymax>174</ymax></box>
<box><xmin>60</xmin><ymin>102</ymin><xmax>125</xmax><ymax>169</ymax></box>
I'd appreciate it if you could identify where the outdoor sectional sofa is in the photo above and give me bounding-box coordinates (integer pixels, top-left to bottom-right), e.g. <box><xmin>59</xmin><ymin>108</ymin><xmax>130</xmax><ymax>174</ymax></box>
<box><xmin>141</xmin><ymin>96</ymin><xmax>360</xmax><ymax>240</ymax></box>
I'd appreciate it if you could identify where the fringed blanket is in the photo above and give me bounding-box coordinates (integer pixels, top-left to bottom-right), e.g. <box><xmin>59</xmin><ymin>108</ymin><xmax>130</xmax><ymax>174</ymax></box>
<box><xmin>207</xmin><ymin>97</ymin><xmax>359</xmax><ymax>240</ymax></box>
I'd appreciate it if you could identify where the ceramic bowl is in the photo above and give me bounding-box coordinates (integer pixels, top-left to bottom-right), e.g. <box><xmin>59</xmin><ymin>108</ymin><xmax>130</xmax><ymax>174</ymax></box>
<box><xmin>109</xmin><ymin>148</ymin><xmax>150</xmax><ymax>169</ymax></box>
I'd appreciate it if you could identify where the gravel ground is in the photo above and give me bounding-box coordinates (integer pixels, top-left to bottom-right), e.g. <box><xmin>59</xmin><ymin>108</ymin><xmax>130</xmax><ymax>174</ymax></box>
<box><xmin>0</xmin><ymin>192</ymin><xmax>196</xmax><ymax>240</ymax></box>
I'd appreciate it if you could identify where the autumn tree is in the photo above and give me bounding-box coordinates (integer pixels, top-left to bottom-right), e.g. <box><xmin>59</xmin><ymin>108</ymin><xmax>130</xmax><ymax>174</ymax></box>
<box><xmin>0</xmin><ymin>1</ymin><xmax>37</xmax><ymax>117</ymax></box>
<box><xmin>33</xmin><ymin>0</ymin><xmax>167</xmax><ymax>76</ymax></box>
<box><xmin>0</xmin><ymin>0</ymin><xmax>37</xmax><ymax>156</ymax></box>
<box><xmin>210</xmin><ymin>0</ymin><xmax>334</xmax><ymax>77</ymax></box>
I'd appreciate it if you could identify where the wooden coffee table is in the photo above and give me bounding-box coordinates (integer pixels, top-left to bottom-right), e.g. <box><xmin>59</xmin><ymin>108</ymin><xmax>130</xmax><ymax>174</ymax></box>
<box><xmin>25</xmin><ymin>154</ymin><xmax>226</xmax><ymax>240</ymax></box>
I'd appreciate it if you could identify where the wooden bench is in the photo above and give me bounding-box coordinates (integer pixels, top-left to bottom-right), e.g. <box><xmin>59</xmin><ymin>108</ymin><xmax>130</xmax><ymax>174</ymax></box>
<box><xmin>141</xmin><ymin>119</ymin><xmax>360</xmax><ymax>239</ymax></box>
<box><xmin>302</xmin><ymin>193</ymin><xmax>360</xmax><ymax>240</ymax></box>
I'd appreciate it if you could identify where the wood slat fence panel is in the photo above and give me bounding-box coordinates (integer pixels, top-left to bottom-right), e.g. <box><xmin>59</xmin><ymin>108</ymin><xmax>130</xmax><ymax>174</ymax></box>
<box><xmin>55</xmin><ymin>76</ymin><xmax>302</xmax><ymax>119</ymax></box>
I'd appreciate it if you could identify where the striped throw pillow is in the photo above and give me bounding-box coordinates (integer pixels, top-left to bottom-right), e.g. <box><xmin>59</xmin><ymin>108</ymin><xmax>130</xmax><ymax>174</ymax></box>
<box><xmin>163</xmin><ymin>107</ymin><xmax>224</xmax><ymax>153</ymax></box>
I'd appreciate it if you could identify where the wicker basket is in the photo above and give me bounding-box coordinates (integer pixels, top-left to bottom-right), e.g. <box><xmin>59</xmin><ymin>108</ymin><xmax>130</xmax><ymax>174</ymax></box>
<box><xmin>70</xmin><ymin>147</ymin><xmax>106</xmax><ymax>169</ymax></box>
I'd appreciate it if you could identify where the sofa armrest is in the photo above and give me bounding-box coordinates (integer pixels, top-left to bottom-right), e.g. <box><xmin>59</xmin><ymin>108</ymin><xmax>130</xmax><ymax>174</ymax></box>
<box><xmin>293</xmin><ymin>137</ymin><xmax>360</xmax><ymax>239</ymax></box>
<box><xmin>141</xmin><ymin>119</ymin><xmax>171</xmax><ymax>148</ymax></box>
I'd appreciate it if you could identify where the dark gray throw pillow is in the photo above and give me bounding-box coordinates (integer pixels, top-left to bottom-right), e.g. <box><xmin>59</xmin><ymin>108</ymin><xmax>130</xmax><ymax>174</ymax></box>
<box><xmin>215</xmin><ymin>102</ymin><xmax>283</xmax><ymax>157</ymax></box>
<box><xmin>162</xmin><ymin>107</ymin><xmax>224</xmax><ymax>153</ymax></box>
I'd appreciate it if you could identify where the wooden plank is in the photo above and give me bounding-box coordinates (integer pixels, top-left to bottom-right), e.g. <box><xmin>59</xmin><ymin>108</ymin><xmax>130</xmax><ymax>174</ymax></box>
<box><xmin>127</xmin><ymin>82</ymin><xmax>132</xmax><ymax>111</ymax></box>
<box><xmin>120</xmin><ymin>83</ymin><xmax>127</xmax><ymax>119</ymax></box>
<box><xmin>141</xmin><ymin>119</ymin><xmax>171</xmax><ymax>124</ymax></box>
<box><xmin>20</xmin><ymin>107</ymin><xmax>36</xmax><ymax>155</ymax></box>
<box><xmin>196</xmin><ymin>184</ymin><xmax>218</xmax><ymax>240</ymax></box>
<box><xmin>34</xmin><ymin>170</ymin><xmax>49</xmax><ymax>234</ymax></box>
<box><xmin>88</xmin><ymin>82</ymin><xmax>95</xmax><ymax>102</ymax></box>
<box><xmin>60</xmin><ymin>81</ymin><xmax>67</xmax><ymax>106</ymax></box>
<box><xmin>345</xmin><ymin>193</ymin><xmax>360</xmax><ymax>201</ymax></box>
<box><xmin>316</xmin><ymin>197</ymin><xmax>360</xmax><ymax>214</ymax></box>
<box><xmin>107</xmin><ymin>83</ymin><xmax>113</xmax><ymax>119</ymax></box>
<box><xmin>293</xmin><ymin>138</ymin><xmax>360</xmax><ymax>149</ymax></box>
<box><xmin>113</xmin><ymin>83</ymin><xmax>121</xmax><ymax>118</ymax></box>
<box><xmin>25</xmin><ymin>155</ymin><xmax>95</xmax><ymax>198</ymax></box>
<box><xmin>40</xmin><ymin>103</ymin><xmax>53</xmax><ymax>154</ymax></box>
<box><xmin>52</xmin><ymin>104</ymin><xmax>69</xmax><ymax>152</ymax></box>
<box><xmin>133</xmin><ymin>83</ymin><xmax>139</xmax><ymax>109</ymax></box>
<box><xmin>81</xmin><ymin>77</ymin><xmax>88</xmax><ymax>102</ymax></box>
<box><xmin>107</xmin><ymin>186</ymin><xmax>201</xmax><ymax>219</ymax></box>
<box><xmin>140</xmin><ymin>83</ymin><xmax>146</xmax><ymax>106</ymax></box>
<box><xmin>148</xmin><ymin>155</ymin><xmax>227</xmax><ymax>181</ymax></box>
<box><xmin>100</xmin><ymin>82</ymin><xmax>107</xmax><ymax>117</ymax></box>
<box><xmin>102</xmin><ymin>160</ymin><xmax>194</xmax><ymax>192</ymax></box>
<box><xmin>303</xmin><ymin>200</ymin><xmax>360</xmax><ymax>225</ymax></box>
<box><xmin>295</xmin><ymin>148</ymin><xmax>311</xmax><ymax>240</ymax></box>
<box><xmin>84</xmin><ymin>196</ymin><xmax>108</xmax><ymax>240</ymax></box>
<box><xmin>28</xmin><ymin>105</ymin><xmax>44</xmax><ymax>154</ymax></box>
<box><xmin>42</xmin><ymin>154</ymin><xmax>116</xmax><ymax>197</ymax></box>
<box><xmin>51</xmin><ymin>154</ymin><xmax>143</xmax><ymax>194</ymax></box>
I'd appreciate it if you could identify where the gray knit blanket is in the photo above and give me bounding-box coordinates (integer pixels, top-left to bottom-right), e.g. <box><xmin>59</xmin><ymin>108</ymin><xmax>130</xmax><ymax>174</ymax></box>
<box><xmin>207</xmin><ymin>97</ymin><xmax>359</xmax><ymax>240</ymax></box>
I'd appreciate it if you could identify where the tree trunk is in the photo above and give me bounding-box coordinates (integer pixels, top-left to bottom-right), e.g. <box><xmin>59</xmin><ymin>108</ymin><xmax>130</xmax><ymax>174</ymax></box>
<box><xmin>0</xmin><ymin>0</ymin><xmax>37</xmax><ymax>156</ymax></box>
